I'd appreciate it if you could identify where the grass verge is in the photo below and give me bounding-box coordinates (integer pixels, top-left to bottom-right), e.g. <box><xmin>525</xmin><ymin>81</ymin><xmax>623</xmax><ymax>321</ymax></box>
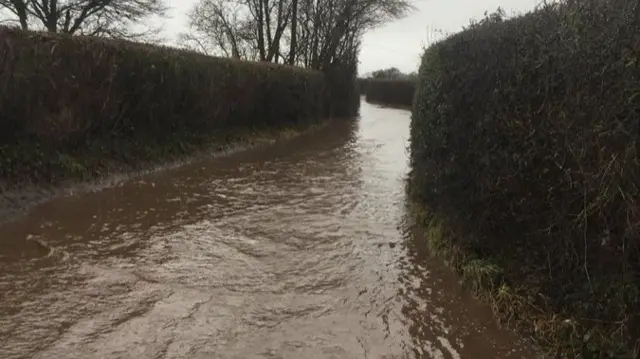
<box><xmin>409</xmin><ymin>200</ymin><xmax>640</xmax><ymax>358</ymax></box>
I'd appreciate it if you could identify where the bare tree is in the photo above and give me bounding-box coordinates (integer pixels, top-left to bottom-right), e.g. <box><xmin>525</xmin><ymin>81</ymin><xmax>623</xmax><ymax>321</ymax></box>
<box><xmin>0</xmin><ymin>0</ymin><xmax>166</xmax><ymax>39</ymax></box>
<box><xmin>185</xmin><ymin>0</ymin><xmax>412</xmax><ymax>70</ymax></box>
<box><xmin>289</xmin><ymin>0</ymin><xmax>413</xmax><ymax>68</ymax></box>
<box><xmin>182</xmin><ymin>0</ymin><xmax>256</xmax><ymax>58</ymax></box>
<box><xmin>287</xmin><ymin>0</ymin><xmax>296</xmax><ymax>64</ymax></box>
<box><xmin>186</xmin><ymin>0</ymin><xmax>295</xmax><ymax>63</ymax></box>
<box><xmin>312</xmin><ymin>0</ymin><xmax>413</xmax><ymax>69</ymax></box>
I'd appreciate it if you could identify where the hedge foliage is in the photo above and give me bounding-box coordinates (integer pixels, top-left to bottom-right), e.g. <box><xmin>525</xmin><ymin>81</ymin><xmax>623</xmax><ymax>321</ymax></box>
<box><xmin>356</xmin><ymin>78</ymin><xmax>369</xmax><ymax>95</ymax></box>
<box><xmin>410</xmin><ymin>0</ymin><xmax>639</xmax><ymax>356</ymax></box>
<box><xmin>0</xmin><ymin>27</ymin><xmax>335</xmax><ymax>183</ymax></box>
<box><xmin>324</xmin><ymin>56</ymin><xmax>360</xmax><ymax>117</ymax></box>
<box><xmin>365</xmin><ymin>79</ymin><xmax>415</xmax><ymax>107</ymax></box>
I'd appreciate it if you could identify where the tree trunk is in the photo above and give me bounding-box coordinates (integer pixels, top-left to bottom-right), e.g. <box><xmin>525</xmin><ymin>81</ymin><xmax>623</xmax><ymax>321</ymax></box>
<box><xmin>256</xmin><ymin>0</ymin><xmax>266</xmax><ymax>60</ymax></box>
<box><xmin>322</xmin><ymin>1</ymin><xmax>353</xmax><ymax>70</ymax></box>
<box><xmin>9</xmin><ymin>0</ymin><xmax>29</xmax><ymax>30</ymax></box>
<box><xmin>266</xmin><ymin>0</ymin><xmax>289</xmax><ymax>62</ymax></box>
<box><xmin>47</xmin><ymin>0</ymin><xmax>58</xmax><ymax>32</ymax></box>
<box><xmin>264</xmin><ymin>0</ymin><xmax>272</xmax><ymax>60</ymax></box>
<box><xmin>310</xmin><ymin>8</ymin><xmax>320</xmax><ymax>68</ymax></box>
<box><xmin>288</xmin><ymin>0</ymin><xmax>297</xmax><ymax>65</ymax></box>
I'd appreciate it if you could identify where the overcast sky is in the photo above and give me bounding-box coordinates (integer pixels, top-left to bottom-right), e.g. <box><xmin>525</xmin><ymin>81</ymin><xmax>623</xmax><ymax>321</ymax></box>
<box><xmin>161</xmin><ymin>0</ymin><xmax>541</xmax><ymax>74</ymax></box>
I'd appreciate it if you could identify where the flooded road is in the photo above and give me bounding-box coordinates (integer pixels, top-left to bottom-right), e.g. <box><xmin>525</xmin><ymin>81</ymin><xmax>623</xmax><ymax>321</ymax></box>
<box><xmin>0</xmin><ymin>101</ymin><xmax>536</xmax><ymax>359</ymax></box>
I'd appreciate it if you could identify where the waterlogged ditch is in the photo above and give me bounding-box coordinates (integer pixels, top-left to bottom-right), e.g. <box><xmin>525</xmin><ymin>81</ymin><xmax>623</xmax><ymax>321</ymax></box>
<box><xmin>0</xmin><ymin>101</ymin><xmax>539</xmax><ymax>358</ymax></box>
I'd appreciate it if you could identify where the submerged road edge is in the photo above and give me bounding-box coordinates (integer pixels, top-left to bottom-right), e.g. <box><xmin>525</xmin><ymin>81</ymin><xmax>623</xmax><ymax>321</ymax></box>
<box><xmin>0</xmin><ymin>122</ymin><xmax>329</xmax><ymax>225</ymax></box>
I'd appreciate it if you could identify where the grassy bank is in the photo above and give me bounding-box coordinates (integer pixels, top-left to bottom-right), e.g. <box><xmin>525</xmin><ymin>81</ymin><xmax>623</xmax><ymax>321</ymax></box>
<box><xmin>0</xmin><ymin>27</ymin><xmax>347</xmax><ymax>190</ymax></box>
<box><xmin>409</xmin><ymin>0</ymin><xmax>639</xmax><ymax>357</ymax></box>
<box><xmin>364</xmin><ymin>79</ymin><xmax>415</xmax><ymax>107</ymax></box>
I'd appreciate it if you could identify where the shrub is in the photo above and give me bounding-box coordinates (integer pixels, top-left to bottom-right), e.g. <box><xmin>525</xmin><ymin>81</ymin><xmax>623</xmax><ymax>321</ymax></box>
<box><xmin>356</xmin><ymin>78</ymin><xmax>370</xmax><ymax>95</ymax></box>
<box><xmin>324</xmin><ymin>54</ymin><xmax>361</xmax><ymax>117</ymax></box>
<box><xmin>365</xmin><ymin>79</ymin><xmax>415</xmax><ymax>107</ymax></box>
<box><xmin>0</xmin><ymin>27</ymin><xmax>331</xmax><ymax>183</ymax></box>
<box><xmin>410</xmin><ymin>0</ymin><xmax>640</xmax><ymax>356</ymax></box>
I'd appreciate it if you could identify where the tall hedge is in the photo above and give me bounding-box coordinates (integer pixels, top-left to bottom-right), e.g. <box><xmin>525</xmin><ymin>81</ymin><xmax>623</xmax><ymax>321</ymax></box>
<box><xmin>410</xmin><ymin>0</ymin><xmax>639</xmax><ymax>356</ymax></box>
<box><xmin>365</xmin><ymin>79</ymin><xmax>415</xmax><ymax>107</ymax></box>
<box><xmin>324</xmin><ymin>55</ymin><xmax>361</xmax><ymax>117</ymax></box>
<box><xmin>356</xmin><ymin>78</ymin><xmax>368</xmax><ymax>95</ymax></box>
<box><xmin>0</xmin><ymin>27</ymin><xmax>330</xmax><ymax>183</ymax></box>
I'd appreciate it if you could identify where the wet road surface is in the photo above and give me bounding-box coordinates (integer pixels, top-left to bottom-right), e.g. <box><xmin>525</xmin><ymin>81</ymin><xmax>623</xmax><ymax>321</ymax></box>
<box><xmin>0</xmin><ymin>101</ymin><xmax>537</xmax><ymax>358</ymax></box>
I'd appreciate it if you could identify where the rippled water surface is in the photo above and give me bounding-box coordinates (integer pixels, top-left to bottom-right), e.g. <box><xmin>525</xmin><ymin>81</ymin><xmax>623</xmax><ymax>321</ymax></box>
<box><xmin>0</xmin><ymin>101</ymin><xmax>537</xmax><ymax>358</ymax></box>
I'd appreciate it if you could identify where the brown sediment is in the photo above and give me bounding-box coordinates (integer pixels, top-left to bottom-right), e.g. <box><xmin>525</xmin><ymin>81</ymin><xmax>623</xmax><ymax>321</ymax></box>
<box><xmin>0</xmin><ymin>102</ymin><xmax>540</xmax><ymax>359</ymax></box>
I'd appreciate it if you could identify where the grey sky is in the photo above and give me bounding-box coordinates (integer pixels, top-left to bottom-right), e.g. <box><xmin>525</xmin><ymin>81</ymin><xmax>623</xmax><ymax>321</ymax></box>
<box><xmin>161</xmin><ymin>0</ymin><xmax>541</xmax><ymax>74</ymax></box>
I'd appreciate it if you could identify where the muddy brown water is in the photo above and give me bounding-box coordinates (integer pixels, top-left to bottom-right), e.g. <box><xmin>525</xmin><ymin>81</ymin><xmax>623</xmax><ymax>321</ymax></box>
<box><xmin>0</xmin><ymin>101</ymin><xmax>538</xmax><ymax>359</ymax></box>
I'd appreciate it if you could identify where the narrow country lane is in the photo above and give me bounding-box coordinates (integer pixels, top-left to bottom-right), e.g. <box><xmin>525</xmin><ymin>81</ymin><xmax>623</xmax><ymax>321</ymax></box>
<box><xmin>0</xmin><ymin>100</ymin><xmax>537</xmax><ymax>359</ymax></box>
